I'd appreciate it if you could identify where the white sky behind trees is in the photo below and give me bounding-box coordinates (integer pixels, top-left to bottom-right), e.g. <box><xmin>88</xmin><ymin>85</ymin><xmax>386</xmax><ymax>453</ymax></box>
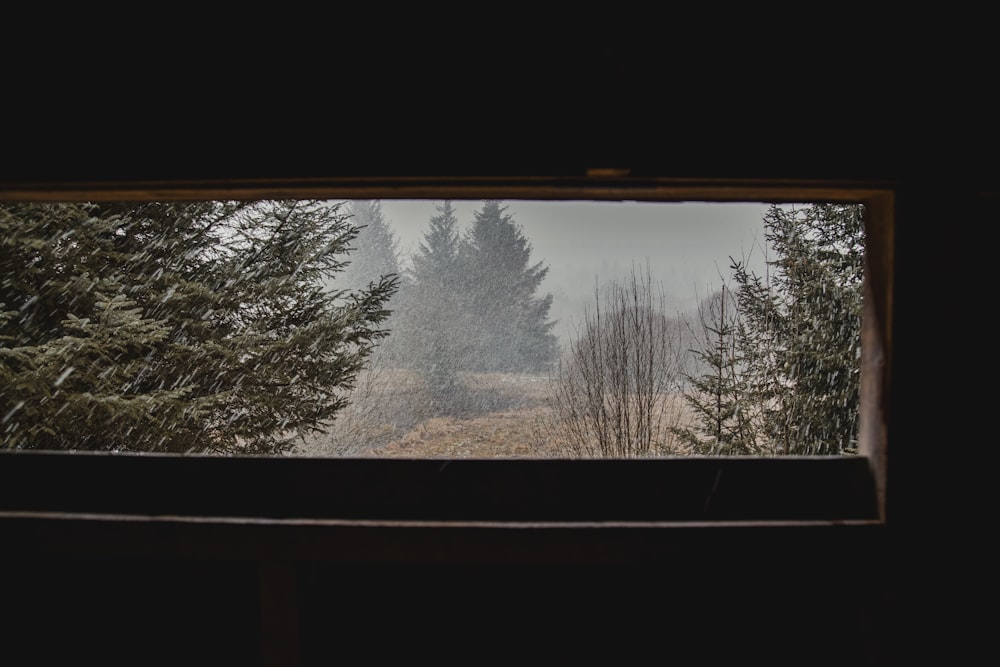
<box><xmin>379</xmin><ymin>200</ymin><xmax>775</xmax><ymax>343</ymax></box>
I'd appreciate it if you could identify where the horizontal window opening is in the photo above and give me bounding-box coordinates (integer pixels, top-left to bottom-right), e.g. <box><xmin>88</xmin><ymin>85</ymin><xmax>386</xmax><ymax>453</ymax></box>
<box><xmin>1</xmin><ymin>198</ymin><xmax>869</xmax><ymax>461</ymax></box>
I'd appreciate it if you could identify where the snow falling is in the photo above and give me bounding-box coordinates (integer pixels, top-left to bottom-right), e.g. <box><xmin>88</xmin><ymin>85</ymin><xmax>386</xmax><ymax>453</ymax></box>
<box><xmin>0</xmin><ymin>199</ymin><xmax>865</xmax><ymax>457</ymax></box>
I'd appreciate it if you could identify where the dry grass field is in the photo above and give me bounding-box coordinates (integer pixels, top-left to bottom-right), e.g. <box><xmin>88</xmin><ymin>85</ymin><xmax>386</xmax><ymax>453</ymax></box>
<box><xmin>292</xmin><ymin>369</ymin><xmax>697</xmax><ymax>459</ymax></box>
<box><xmin>371</xmin><ymin>406</ymin><xmax>567</xmax><ymax>458</ymax></box>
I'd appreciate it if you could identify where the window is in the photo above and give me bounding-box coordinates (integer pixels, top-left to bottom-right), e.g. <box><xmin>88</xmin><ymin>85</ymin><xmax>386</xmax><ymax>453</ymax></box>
<box><xmin>0</xmin><ymin>177</ymin><xmax>893</xmax><ymax>558</ymax></box>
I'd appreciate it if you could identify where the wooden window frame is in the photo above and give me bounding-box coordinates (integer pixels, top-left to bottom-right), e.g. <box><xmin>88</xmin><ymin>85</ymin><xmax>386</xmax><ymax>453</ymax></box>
<box><xmin>0</xmin><ymin>175</ymin><xmax>894</xmax><ymax>563</ymax></box>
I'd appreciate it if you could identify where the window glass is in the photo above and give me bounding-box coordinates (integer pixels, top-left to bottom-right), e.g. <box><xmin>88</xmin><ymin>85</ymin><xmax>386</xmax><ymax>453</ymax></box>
<box><xmin>0</xmin><ymin>199</ymin><xmax>864</xmax><ymax>458</ymax></box>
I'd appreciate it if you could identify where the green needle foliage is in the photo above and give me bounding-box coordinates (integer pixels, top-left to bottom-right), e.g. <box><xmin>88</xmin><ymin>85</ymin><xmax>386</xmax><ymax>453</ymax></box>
<box><xmin>1</xmin><ymin>200</ymin><xmax>398</xmax><ymax>454</ymax></box>
<box><xmin>742</xmin><ymin>203</ymin><xmax>865</xmax><ymax>455</ymax></box>
<box><xmin>674</xmin><ymin>203</ymin><xmax>864</xmax><ymax>455</ymax></box>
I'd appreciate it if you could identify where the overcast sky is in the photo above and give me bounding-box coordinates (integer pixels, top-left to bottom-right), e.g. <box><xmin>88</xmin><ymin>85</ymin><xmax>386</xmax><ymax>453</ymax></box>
<box><xmin>379</xmin><ymin>199</ymin><xmax>777</xmax><ymax>341</ymax></box>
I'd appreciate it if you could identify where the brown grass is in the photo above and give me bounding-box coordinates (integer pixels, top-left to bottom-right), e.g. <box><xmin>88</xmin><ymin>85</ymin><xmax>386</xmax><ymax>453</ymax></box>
<box><xmin>371</xmin><ymin>406</ymin><xmax>570</xmax><ymax>458</ymax></box>
<box><xmin>292</xmin><ymin>369</ymin><xmax>697</xmax><ymax>459</ymax></box>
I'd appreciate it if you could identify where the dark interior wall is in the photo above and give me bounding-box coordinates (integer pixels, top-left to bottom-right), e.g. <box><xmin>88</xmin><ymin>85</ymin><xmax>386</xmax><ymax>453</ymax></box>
<box><xmin>3</xmin><ymin>555</ymin><xmax>890</xmax><ymax>666</ymax></box>
<box><xmin>0</xmin><ymin>146</ymin><xmax>957</xmax><ymax>667</ymax></box>
<box><xmin>2</xmin><ymin>23</ymin><xmax>992</xmax><ymax>666</ymax></box>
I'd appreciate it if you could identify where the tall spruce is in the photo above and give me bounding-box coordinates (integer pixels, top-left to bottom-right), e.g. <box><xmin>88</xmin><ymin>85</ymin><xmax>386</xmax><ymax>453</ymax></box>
<box><xmin>735</xmin><ymin>203</ymin><xmax>865</xmax><ymax>454</ymax></box>
<box><xmin>458</xmin><ymin>200</ymin><xmax>559</xmax><ymax>373</ymax></box>
<box><xmin>728</xmin><ymin>254</ymin><xmax>788</xmax><ymax>453</ymax></box>
<box><xmin>336</xmin><ymin>200</ymin><xmax>401</xmax><ymax>293</ymax></box>
<box><xmin>685</xmin><ymin>203</ymin><xmax>865</xmax><ymax>455</ymax></box>
<box><xmin>0</xmin><ymin>200</ymin><xmax>398</xmax><ymax>454</ymax></box>
<box><xmin>673</xmin><ymin>285</ymin><xmax>759</xmax><ymax>454</ymax></box>
<box><xmin>334</xmin><ymin>199</ymin><xmax>405</xmax><ymax>367</ymax></box>
<box><xmin>393</xmin><ymin>200</ymin><xmax>467</xmax><ymax>405</ymax></box>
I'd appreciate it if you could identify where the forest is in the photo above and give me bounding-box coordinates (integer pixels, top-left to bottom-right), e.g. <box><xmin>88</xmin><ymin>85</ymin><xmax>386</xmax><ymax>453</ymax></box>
<box><xmin>0</xmin><ymin>199</ymin><xmax>865</xmax><ymax>458</ymax></box>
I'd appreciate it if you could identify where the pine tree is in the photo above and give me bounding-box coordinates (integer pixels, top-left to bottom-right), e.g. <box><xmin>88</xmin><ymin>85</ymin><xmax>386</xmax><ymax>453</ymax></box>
<box><xmin>724</xmin><ymin>203</ymin><xmax>865</xmax><ymax>455</ymax></box>
<box><xmin>674</xmin><ymin>204</ymin><xmax>864</xmax><ymax>455</ymax></box>
<box><xmin>332</xmin><ymin>199</ymin><xmax>406</xmax><ymax>369</ymax></box>
<box><xmin>392</xmin><ymin>201</ymin><xmax>467</xmax><ymax>406</ymax></box>
<box><xmin>336</xmin><ymin>200</ymin><xmax>401</xmax><ymax>293</ymax></box>
<box><xmin>672</xmin><ymin>285</ymin><xmax>758</xmax><ymax>454</ymax></box>
<box><xmin>458</xmin><ymin>200</ymin><xmax>559</xmax><ymax>373</ymax></box>
<box><xmin>757</xmin><ymin>203</ymin><xmax>864</xmax><ymax>454</ymax></box>
<box><xmin>0</xmin><ymin>200</ymin><xmax>398</xmax><ymax>454</ymax></box>
<box><xmin>729</xmin><ymin>255</ymin><xmax>789</xmax><ymax>454</ymax></box>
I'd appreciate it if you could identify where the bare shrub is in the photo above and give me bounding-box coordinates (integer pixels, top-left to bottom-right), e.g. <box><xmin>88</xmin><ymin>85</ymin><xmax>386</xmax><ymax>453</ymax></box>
<box><xmin>540</xmin><ymin>263</ymin><xmax>692</xmax><ymax>458</ymax></box>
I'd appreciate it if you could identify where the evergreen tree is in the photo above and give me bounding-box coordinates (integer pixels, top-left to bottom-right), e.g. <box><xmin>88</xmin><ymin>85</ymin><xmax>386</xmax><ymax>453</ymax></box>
<box><xmin>333</xmin><ymin>199</ymin><xmax>406</xmax><ymax>368</ymax></box>
<box><xmin>683</xmin><ymin>203</ymin><xmax>865</xmax><ymax>455</ymax></box>
<box><xmin>458</xmin><ymin>200</ymin><xmax>559</xmax><ymax>373</ymax></box>
<box><xmin>739</xmin><ymin>203</ymin><xmax>865</xmax><ymax>454</ymax></box>
<box><xmin>0</xmin><ymin>200</ymin><xmax>398</xmax><ymax>454</ymax></box>
<box><xmin>392</xmin><ymin>201</ymin><xmax>467</xmax><ymax>406</ymax></box>
<box><xmin>728</xmin><ymin>254</ymin><xmax>789</xmax><ymax>453</ymax></box>
<box><xmin>673</xmin><ymin>285</ymin><xmax>759</xmax><ymax>454</ymax></box>
<box><xmin>336</xmin><ymin>200</ymin><xmax>401</xmax><ymax>293</ymax></box>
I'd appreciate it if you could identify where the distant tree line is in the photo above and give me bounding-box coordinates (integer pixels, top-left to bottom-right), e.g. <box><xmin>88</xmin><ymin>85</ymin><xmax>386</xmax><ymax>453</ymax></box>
<box><xmin>330</xmin><ymin>199</ymin><xmax>560</xmax><ymax>412</ymax></box>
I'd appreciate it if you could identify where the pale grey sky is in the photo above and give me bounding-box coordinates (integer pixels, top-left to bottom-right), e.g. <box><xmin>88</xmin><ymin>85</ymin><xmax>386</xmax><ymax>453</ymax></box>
<box><xmin>379</xmin><ymin>199</ymin><xmax>777</xmax><ymax>340</ymax></box>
